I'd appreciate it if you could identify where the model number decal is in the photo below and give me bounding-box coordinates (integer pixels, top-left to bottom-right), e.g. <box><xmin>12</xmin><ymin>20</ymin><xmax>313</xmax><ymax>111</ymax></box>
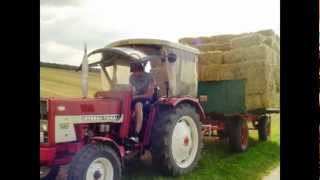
<box><xmin>81</xmin><ymin>114</ymin><xmax>121</xmax><ymax>122</ymax></box>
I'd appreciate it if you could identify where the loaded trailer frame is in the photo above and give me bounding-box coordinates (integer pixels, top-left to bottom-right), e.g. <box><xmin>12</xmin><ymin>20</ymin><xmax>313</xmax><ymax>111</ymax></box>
<box><xmin>200</xmin><ymin>108</ymin><xmax>279</xmax><ymax>151</ymax></box>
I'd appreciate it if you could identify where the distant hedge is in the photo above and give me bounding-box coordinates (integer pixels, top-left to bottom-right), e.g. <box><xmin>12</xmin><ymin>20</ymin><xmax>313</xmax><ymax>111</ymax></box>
<box><xmin>40</xmin><ymin>62</ymin><xmax>100</xmax><ymax>73</ymax></box>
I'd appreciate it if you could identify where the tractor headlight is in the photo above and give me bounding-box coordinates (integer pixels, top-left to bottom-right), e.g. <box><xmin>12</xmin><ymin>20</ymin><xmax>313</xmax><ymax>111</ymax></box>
<box><xmin>40</xmin><ymin>120</ymin><xmax>48</xmax><ymax>132</ymax></box>
<box><xmin>41</xmin><ymin>123</ymin><xmax>48</xmax><ymax>132</ymax></box>
<box><xmin>40</xmin><ymin>120</ymin><xmax>48</xmax><ymax>143</ymax></box>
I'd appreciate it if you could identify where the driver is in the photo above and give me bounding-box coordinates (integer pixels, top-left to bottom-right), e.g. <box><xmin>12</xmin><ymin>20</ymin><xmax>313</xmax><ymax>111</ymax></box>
<box><xmin>128</xmin><ymin>61</ymin><xmax>155</xmax><ymax>143</ymax></box>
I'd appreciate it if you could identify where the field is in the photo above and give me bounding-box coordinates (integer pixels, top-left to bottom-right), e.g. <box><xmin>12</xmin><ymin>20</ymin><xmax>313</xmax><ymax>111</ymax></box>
<box><xmin>41</xmin><ymin>67</ymin><xmax>280</xmax><ymax>180</ymax></box>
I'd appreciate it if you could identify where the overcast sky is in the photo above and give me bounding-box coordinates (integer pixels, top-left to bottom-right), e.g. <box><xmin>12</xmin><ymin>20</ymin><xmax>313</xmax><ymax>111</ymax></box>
<box><xmin>40</xmin><ymin>0</ymin><xmax>280</xmax><ymax>65</ymax></box>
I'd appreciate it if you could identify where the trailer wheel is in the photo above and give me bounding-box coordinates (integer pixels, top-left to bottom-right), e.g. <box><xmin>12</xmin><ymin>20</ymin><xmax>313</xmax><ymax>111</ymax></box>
<box><xmin>229</xmin><ymin>118</ymin><xmax>248</xmax><ymax>152</ymax></box>
<box><xmin>40</xmin><ymin>165</ymin><xmax>60</xmax><ymax>180</ymax></box>
<box><xmin>151</xmin><ymin>104</ymin><xmax>203</xmax><ymax>176</ymax></box>
<box><xmin>67</xmin><ymin>144</ymin><xmax>121</xmax><ymax>180</ymax></box>
<box><xmin>258</xmin><ymin>115</ymin><xmax>271</xmax><ymax>141</ymax></box>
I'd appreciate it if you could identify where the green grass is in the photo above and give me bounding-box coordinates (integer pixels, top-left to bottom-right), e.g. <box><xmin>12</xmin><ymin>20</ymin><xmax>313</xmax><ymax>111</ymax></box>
<box><xmin>40</xmin><ymin>67</ymin><xmax>280</xmax><ymax>180</ymax></box>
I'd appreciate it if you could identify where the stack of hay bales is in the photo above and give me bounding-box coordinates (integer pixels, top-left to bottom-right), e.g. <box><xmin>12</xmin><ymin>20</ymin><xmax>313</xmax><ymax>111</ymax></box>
<box><xmin>179</xmin><ymin>29</ymin><xmax>280</xmax><ymax>110</ymax></box>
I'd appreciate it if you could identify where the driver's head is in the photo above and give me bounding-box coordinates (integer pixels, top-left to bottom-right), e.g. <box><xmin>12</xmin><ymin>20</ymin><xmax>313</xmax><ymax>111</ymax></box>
<box><xmin>130</xmin><ymin>61</ymin><xmax>144</xmax><ymax>73</ymax></box>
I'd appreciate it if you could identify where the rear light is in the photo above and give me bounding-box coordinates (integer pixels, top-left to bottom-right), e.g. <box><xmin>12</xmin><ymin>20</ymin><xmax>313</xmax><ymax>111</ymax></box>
<box><xmin>199</xmin><ymin>95</ymin><xmax>208</xmax><ymax>102</ymax></box>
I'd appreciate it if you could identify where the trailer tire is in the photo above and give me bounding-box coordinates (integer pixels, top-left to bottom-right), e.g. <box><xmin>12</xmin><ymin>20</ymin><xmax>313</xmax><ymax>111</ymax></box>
<box><xmin>40</xmin><ymin>165</ymin><xmax>60</xmax><ymax>180</ymax></box>
<box><xmin>151</xmin><ymin>104</ymin><xmax>203</xmax><ymax>176</ymax></box>
<box><xmin>67</xmin><ymin>144</ymin><xmax>121</xmax><ymax>180</ymax></box>
<box><xmin>258</xmin><ymin>115</ymin><xmax>271</xmax><ymax>141</ymax></box>
<box><xmin>229</xmin><ymin>118</ymin><xmax>248</xmax><ymax>152</ymax></box>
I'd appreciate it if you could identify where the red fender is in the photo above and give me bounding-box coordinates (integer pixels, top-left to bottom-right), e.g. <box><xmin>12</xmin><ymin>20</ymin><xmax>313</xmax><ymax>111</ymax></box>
<box><xmin>90</xmin><ymin>137</ymin><xmax>125</xmax><ymax>158</ymax></box>
<box><xmin>157</xmin><ymin>96</ymin><xmax>206</xmax><ymax>121</ymax></box>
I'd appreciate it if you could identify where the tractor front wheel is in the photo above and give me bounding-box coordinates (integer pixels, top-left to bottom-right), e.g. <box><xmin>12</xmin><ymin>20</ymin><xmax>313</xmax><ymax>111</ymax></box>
<box><xmin>151</xmin><ymin>104</ymin><xmax>203</xmax><ymax>176</ymax></box>
<box><xmin>67</xmin><ymin>144</ymin><xmax>121</xmax><ymax>180</ymax></box>
<box><xmin>229</xmin><ymin>118</ymin><xmax>249</xmax><ymax>152</ymax></box>
<box><xmin>40</xmin><ymin>165</ymin><xmax>60</xmax><ymax>180</ymax></box>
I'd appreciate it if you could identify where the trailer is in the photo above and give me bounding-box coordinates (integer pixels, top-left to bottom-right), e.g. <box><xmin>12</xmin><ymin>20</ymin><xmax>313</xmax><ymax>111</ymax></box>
<box><xmin>198</xmin><ymin>80</ymin><xmax>279</xmax><ymax>151</ymax></box>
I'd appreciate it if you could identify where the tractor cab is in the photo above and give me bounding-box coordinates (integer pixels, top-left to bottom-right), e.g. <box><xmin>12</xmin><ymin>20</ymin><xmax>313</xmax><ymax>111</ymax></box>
<box><xmin>83</xmin><ymin>39</ymin><xmax>200</xmax><ymax>98</ymax></box>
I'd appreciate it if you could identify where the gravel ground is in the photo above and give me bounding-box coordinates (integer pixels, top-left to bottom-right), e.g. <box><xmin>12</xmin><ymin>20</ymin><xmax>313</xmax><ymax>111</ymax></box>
<box><xmin>262</xmin><ymin>166</ymin><xmax>280</xmax><ymax>180</ymax></box>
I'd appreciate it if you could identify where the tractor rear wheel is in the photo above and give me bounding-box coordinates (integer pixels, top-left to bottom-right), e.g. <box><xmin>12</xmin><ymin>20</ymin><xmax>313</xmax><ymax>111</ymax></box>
<box><xmin>67</xmin><ymin>144</ymin><xmax>121</xmax><ymax>180</ymax></box>
<box><xmin>258</xmin><ymin>115</ymin><xmax>271</xmax><ymax>141</ymax></box>
<box><xmin>150</xmin><ymin>104</ymin><xmax>203</xmax><ymax>176</ymax></box>
<box><xmin>229</xmin><ymin>118</ymin><xmax>249</xmax><ymax>152</ymax></box>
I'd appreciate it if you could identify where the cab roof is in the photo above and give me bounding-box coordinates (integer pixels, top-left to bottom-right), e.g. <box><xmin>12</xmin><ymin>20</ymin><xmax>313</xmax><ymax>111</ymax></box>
<box><xmin>107</xmin><ymin>38</ymin><xmax>200</xmax><ymax>54</ymax></box>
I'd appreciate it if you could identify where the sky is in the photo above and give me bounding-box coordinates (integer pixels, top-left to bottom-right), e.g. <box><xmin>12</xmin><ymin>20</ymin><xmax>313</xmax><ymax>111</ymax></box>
<box><xmin>40</xmin><ymin>0</ymin><xmax>280</xmax><ymax>66</ymax></box>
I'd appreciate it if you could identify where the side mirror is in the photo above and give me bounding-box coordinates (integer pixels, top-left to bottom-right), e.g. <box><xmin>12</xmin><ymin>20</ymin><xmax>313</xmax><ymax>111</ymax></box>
<box><xmin>167</xmin><ymin>52</ymin><xmax>177</xmax><ymax>63</ymax></box>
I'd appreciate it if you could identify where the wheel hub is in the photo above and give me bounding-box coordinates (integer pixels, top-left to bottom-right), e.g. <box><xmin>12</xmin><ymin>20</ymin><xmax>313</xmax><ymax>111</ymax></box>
<box><xmin>93</xmin><ymin>171</ymin><xmax>102</xmax><ymax>179</ymax></box>
<box><xmin>183</xmin><ymin>136</ymin><xmax>189</xmax><ymax>146</ymax></box>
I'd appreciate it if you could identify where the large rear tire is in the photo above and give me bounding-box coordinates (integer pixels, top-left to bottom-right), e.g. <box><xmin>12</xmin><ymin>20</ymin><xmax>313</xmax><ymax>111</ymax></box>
<box><xmin>150</xmin><ymin>104</ymin><xmax>203</xmax><ymax>176</ymax></box>
<box><xmin>229</xmin><ymin>118</ymin><xmax>249</xmax><ymax>152</ymax></box>
<box><xmin>67</xmin><ymin>144</ymin><xmax>121</xmax><ymax>180</ymax></box>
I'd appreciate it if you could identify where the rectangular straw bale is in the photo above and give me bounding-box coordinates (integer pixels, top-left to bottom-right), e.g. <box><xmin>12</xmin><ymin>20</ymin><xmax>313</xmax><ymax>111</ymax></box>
<box><xmin>179</xmin><ymin>37</ymin><xmax>210</xmax><ymax>47</ymax></box>
<box><xmin>197</xmin><ymin>42</ymin><xmax>232</xmax><ymax>52</ymax></box>
<box><xmin>263</xmin><ymin>36</ymin><xmax>280</xmax><ymax>52</ymax></box>
<box><xmin>243</xmin><ymin>62</ymin><xmax>278</xmax><ymax>94</ymax></box>
<box><xmin>246</xmin><ymin>90</ymin><xmax>279</xmax><ymax>110</ymax></box>
<box><xmin>260</xmin><ymin>89</ymin><xmax>279</xmax><ymax>108</ymax></box>
<box><xmin>199</xmin><ymin>65</ymin><xmax>220</xmax><ymax>81</ymax></box>
<box><xmin>231</xmin><ymin>33</ymin><xmax>266</xmax><ymax>49</ymax></box>
<box><xmin>256</xmin><ymin>29</ymin><xmax>276</xmax><ymax>36</ymax></box>
<box><xmin>223</xmin><ymin>44</ymin><xmax>277</xmax><ymax>64</ymax></box>
<box><xmin>246</xmin><ymin>94</ymin><xmax>264</xmax><ymax>110</ymax></box>
<box><xmin>274</xmin><ymin>66</ymin><xmax>280</xmax><ymax>92</ymax></box>
<box><xmin>198</xmin><ymin>65</ymin><xmax>206</xmax><ymax>81</ymax></box>
<box><xmin>199</xmin><ymin>63</ymin><xmax>240</xmax><ymax>81</ymax></box>
<box><xmin>208</xmin><ymin>34</ymin><xmax>237</xmax><ymax>44</ymax></box>
<box><xmin>199</xmin><ymin>51</ymin><xmax>224</xmax><ymax>65</ymax></box>
<box><xmin>246</xmin><ymin>78</ymin><xmax>276</xmax><ymax>94</ymax></box>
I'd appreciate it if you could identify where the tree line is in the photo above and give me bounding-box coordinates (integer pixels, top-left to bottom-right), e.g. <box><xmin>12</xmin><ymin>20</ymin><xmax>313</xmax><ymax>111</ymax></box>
<box><xmin>40</xmin><ymin>61</ymin><xmax>100</xmax><ymax>73</ymax></box>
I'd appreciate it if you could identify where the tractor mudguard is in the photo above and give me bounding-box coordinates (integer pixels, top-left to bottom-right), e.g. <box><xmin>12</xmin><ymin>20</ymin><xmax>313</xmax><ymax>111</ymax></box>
<box><xmin>90</xmin><ymin>137</ymin><xmax>125</xmax><ymax>158</ymax></box>
<box><xmin>157</xmin><ymin>96</ymin><xmax>206</xmax><ymax>121</ymax></box>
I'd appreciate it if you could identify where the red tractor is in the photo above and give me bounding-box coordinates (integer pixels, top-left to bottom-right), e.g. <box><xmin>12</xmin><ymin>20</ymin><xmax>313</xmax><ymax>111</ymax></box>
<box><xmin>40</xmin><ymin>39</ymin><xmax>205</xmax><ymax>180</ymax></box>
<box><xmin>40</xmin><ymin>39</ymin><xmax>278</xmax><ymax>180</ymax></box>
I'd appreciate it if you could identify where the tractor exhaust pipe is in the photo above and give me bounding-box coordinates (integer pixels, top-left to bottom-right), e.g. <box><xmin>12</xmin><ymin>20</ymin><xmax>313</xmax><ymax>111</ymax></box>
<box><xmin>81</xmin><ymin>43</ymin><xmax>88</xmax><ymax>98</ymax></box>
